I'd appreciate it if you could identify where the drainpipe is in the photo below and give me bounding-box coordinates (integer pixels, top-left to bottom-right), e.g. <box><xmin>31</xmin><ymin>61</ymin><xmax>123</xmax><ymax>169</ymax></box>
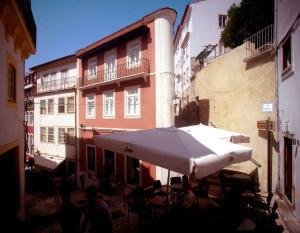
<box><xmin>274</xmin><ymin>0</ymin><xmax>281</xmax><ymax>195</ymax></box>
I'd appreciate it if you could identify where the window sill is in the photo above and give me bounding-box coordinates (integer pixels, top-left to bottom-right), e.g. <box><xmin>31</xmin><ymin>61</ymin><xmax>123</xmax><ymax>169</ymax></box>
<box><xmin>86</xmin><ymin>116</ymin><xmax>96</xmax><ymax>120</ymax></box>
<box><xmin>103</xmin><ymin>115</ymin><xmax>115</xmax><ymax>119</ymax></box>
<box><xmin>124</xmin><ymin>115</ymin><xmax>141</xmax><ymax>119</ymax></box>
<box><xmin>281</xmin><ymin>65</ymin><xmax>293</xmax><ymax>81</ymax></box>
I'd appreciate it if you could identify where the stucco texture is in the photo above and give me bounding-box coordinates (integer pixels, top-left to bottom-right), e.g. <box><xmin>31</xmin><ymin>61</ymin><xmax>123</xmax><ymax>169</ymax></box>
<box><xmin>192</xmin><ymin>44</ymin><xmax>277</xmax><ymax>193</ymax></box>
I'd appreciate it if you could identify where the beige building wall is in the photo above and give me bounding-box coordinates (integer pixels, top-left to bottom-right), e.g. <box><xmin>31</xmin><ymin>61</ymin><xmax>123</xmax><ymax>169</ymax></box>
<box><xmin>192</xmin><ymin>44</ymin><xmax>277</xmax><ymax>193</ymax></box>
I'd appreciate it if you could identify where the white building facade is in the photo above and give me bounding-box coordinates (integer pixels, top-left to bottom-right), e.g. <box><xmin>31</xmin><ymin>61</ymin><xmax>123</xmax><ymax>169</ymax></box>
<box><xmin>174</xmin><ymin>0</ymin><xmax>240</xmax><ymax>101</ymax></box>
<box><xmin>31</xmin><ymin>55</ymin><xmax>77</xmax><ymax>176</ymax></box>
<box><xmin>276</xmin><ymin>0</ymin><xmax>300</xmax><ymax>220</ymax></box>
<box><xmin>0</xmin><ymin>0</ymin><xmax>36</xmax><ymax>221</ymax></box>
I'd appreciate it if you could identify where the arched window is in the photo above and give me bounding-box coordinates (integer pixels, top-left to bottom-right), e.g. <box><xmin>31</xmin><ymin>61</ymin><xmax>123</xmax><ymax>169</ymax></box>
<box><xmin>8</xmin><ymin>64</ymin><xmax>17</xmax><ymax>103</ymax></box>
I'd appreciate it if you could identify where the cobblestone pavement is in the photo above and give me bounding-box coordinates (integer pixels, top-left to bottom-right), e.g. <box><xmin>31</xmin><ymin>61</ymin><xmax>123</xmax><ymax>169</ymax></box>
<box><xmin>26</xmin><ymin>186</ymin><xmax>290</xmax><ymax>233</ymax></box>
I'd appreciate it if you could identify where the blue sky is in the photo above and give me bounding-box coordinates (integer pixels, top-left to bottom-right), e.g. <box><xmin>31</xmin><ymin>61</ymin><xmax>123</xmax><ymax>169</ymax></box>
<box><xmin>26</xmin><ymin>0</ymin><xmax>190</xmax><ymax>71</ymax></box>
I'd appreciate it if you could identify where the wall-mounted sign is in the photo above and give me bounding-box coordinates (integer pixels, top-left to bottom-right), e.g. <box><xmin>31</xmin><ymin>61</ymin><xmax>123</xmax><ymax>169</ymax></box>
<box><xmin>257</xmin><ymin>120</ymin><xmax>274</xmax><ymax>131</ymax></box>
<box><xmin>262</xmin><ymin>103</ymin><xmax>273</xmax><ymax>112</ymax></box>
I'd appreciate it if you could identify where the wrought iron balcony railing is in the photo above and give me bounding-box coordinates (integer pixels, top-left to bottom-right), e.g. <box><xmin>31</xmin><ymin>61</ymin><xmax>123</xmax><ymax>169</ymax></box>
<box><xmin>16</xmin><ymin>0</ymin><xmax>37</xmax><ymax>47</ymax></box>
<box><xmin>243</xmin><ymin>24</ymin><xmax>274</xmax><ymax>60</ymax></box>
<box><xmin>37</xmin><ymin>76</ymin><xmax>77</xmax><ymax>93</ymax></box>
<box><xmin>81</xmin><ymin>58</ymin><xmax>150</xmax><ymax>87</ymax></box>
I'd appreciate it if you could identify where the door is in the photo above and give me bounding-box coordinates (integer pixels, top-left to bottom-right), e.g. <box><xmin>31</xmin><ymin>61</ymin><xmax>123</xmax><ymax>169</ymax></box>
<box><xmin>105</xmin><ymin>52</ymin><xmax>116</xmax><ymax>81</ymax></box>
<box><xmin>104</xmin><ymin>150</ymin><xmax>115</xmax><ymax>177</ymax></box>
<box><xmin>284</xmin><ymin>137</ymin><xmax>293</xmax><ymax>203</ymax></box>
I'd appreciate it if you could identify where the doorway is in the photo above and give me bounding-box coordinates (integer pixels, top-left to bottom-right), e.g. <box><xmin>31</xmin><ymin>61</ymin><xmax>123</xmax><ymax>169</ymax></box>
<box><xmin>284</xmin><ymin>137</ymin><xmax>293</xmax><ymax>203</ymax></box>
<box><xmin>0</xmin><ymin>147</ymin><xmax>20</xmax><ymax>219</ymax></box>
<box><xmin>126</xmin><ymin>156</ymin><xmax>140</xmax><ymax>186</ymax></box>
<box><xmin>104</xmin><ymin>149</ymin><xmax>115</xmax><ymax>177</ymax></box>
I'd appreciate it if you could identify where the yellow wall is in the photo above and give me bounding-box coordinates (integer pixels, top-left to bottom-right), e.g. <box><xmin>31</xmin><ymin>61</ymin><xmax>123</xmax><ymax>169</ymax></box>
<box><xmin>192</xmin><ymin>44</ymin><xmax>277</xmax><ymax>193</ymax></box>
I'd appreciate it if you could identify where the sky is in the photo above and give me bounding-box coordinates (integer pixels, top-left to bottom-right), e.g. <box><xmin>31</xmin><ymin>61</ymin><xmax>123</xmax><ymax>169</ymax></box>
<box><xmin>25</xmin><ymin>0</ymin><xmax>191</xmax><ymax>71</ymax></box>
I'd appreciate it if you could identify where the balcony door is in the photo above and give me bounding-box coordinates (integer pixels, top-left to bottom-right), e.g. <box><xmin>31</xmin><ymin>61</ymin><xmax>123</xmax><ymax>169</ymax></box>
<box><xmin>105</xmin><ymin>51</ymin><xmax>116</xmax><ymax>81</ymax></box>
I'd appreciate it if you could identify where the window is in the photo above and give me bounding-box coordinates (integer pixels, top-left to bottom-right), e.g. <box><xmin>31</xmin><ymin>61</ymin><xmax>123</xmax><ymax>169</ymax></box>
<box><xmin>67</xmin><ymin>96</ymin><xmax>75</xmax><ymax>113</ymax></box>
<box><xmin>58</xmin><ymin>98</ymin><xmax>65</xmax><ymax>113</ymax></box>
<box><xmin>87</xmin><ymin>145</ymin><xmax>96</xmax><ymax>173</ymax></box>
<box><xmin>28</xmin><ymin>111</ymin><xmax>33</xmax><ymax>125</ymax></box>
<box><xmin>48</xmin><ymin>127</ymin><xmax>54</xmax><ymax>143</ymax></box>
<box><xmin>282</xmin><ymin>36</ymin><xmax>292</xmax><ymax>73</ymax></box>
<box><xmin>88</xmin><ymin>58</ymin><xmax>97</xmax><ymax>79</ymax></box>
<box><xmin>86</xmin><ymin>94</ymin><xmax>95</xmax><ymax>119</ymax></box>
<box><xmin>40</xmin><ymin>100</ymin><xmax>46</xmax><ymax>114</ymax></box>
<box><xmin>40</xmin><ymin>127</ymin><xmax>46</xmax><ymax>142</ymax></box>
<box><xmin>103</xmin><ymin>90</ymin><xmax>115</xmax><ymax>118</ymax></box>
<box><xmin>125</xmin><ymin>86</ymin><xmax>140</xmax><ymax>118</ymax></box>
<box><xmin>67</xmin><ymin>128</ymin><xmax>75</xmax><ymax>145</ymax></box>
<box><xmin>48</xmin><ymin>99</ymin><xmax>54</xmax><ymax>114</ymax></box>
<box><xmin>28</xmin><ymin>134</ymin><xmax>34</xmax><ymax>155</ymax></box>
<box><xmin>218</xmin><ymin>15</ymin><xmax>227</xmax><ymax>28</ymax></box>
<box><xmin>58</xmin><ymin>128</ymin><xmax>66</xmax><ymax>144</ymax></box>
<box><xmin>61</xmin><ymin>69</ymin><xmax>68</xmax><ymax>87</ymax></box>
<box><xmin>127</xmin><ymin>40</ymin><xmax>141</xmax><ymax>67</ymax></box>
<box><xmin>61</xmin><ymin>69</ymin><xmax>68</xmax><ymax>80</ymax></box>
<box><xmin>104</xmin><ymin>51</ymin><xmax>117</xmax><ymax>81</ymax></box>
<box><xmin>7</xmin><ymin>64</ymin><xmax>16</xmax><ymax>104</ymax></box>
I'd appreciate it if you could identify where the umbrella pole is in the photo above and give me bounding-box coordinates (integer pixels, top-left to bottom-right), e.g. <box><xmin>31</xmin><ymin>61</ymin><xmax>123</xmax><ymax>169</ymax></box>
<box><xmin>166</xmin><ymin>169</ymin><xmax>170</xmax><ymax>203</ymax></box>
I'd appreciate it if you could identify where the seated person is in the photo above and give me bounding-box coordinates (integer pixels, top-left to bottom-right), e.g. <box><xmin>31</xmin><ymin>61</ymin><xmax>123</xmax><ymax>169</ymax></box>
<box><xmin>180</xmin><ymin>183</ymin><xmax>196</xmax><ymax>210</ymax></box>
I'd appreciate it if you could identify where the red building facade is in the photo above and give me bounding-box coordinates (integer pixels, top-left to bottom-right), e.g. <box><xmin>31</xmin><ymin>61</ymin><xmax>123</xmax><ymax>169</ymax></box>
<box><xmin>24</xmin><ymin>71</ymin><xmax>36</xmax><ymax>161</ymax></box>
<box><xmin>77</xmin><ymin>8</ymin><xmax>176</xmax><ymax>188</ymax></box>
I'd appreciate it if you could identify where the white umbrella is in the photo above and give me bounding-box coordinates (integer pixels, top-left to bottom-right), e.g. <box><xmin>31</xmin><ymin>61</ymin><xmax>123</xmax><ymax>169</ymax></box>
<box><xmin>180</xmin><ymin>124</ymin><xmax>250</xmax><ymax>143</ymax></box>
<box><xmin>93</xmin><ymin>126</ymin><xmax>252</xmax><ymax>179</ymax></box>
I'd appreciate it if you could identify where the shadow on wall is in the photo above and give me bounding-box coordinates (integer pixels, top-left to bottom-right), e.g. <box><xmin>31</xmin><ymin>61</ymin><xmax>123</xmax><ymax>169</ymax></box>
<box><xmin>175</xmin><ymin>98</ymin><xmax>210</xmax><ymax>127</ymax></box>
<box><xmin>245</xmin><ymin>52</ymin><xmax>274</xmax><ymax>70</ymax></box>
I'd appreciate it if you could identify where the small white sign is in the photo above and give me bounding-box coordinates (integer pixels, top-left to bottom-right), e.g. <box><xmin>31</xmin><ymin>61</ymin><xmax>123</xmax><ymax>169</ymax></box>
<box><xmin>262</xmin><ymin>103</ymin><xmax>273</xmax><ymax>112</ymax></box>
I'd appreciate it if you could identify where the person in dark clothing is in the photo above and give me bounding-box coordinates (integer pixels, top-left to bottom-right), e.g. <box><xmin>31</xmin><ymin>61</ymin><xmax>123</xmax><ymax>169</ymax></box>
<box><xmin>80</xmin><ymin>185</ymin><xmax>112</xmax><ymax>233</ymax></box>
<box><xmin>60</xmin><ymin>189</ymin><xmax>81</xmax><ymax>233</ymax></box>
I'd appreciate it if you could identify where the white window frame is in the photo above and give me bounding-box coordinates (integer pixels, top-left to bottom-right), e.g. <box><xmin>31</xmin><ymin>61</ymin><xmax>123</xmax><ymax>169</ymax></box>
<box><xmin>86</xmin><ymin>144</ymin><xmax>97</xmax><ymax>174</ymax></box>
<box><xmin>281</xmin><ymin>35</ymin><xmax>293</xmax><ymax>78</ymax></box>
<box><xmin>48</xmin><ymin>99</ymin><xmax>54</xmax><ymax>114</ymax></box>
<box><xmin>126</xmin><ymin>39</ymin><xmax>141</xmax><ymax>68</ymax></box>
<box><xmin>124</xmin><ymin>85</ymin><xmax>140</xmax><ymax>118</ymax></box>
<box><xmin>28</xmin><ymin>133</ymin><xmax>34</xmax><ymax>155</ymax></box>
<box><xmin>58</xmin><ymin>128</ymin><xmax>66</xmax><ymax>144</ymax></box>
<box><xmin>88</xmin><ymin>57</ymin><xmax>97</xmax><ymax>80</ymax></box>
<box><xmin>104</xmin><ymin>49</ymin><xmax>117</xmax><ymax>81</ymax></box>
<box><xmin>48</xmin><ymin>127</ymin><xmax>54</xmax><ymax>143</ymax></box>
<box><xmin>67</xmin><ymin>96</ymin><xmax>75</xmax><ymax>113</ymax></box>
<box><xmin>86</xmin><ymin>94</ymin><xmax>96</xmax><ymax>119</ymax></box>
<box><xmin>103</xmin><ymin>90</ymin><xmax>115</xmax><ymax>119</ymax></box>
<box><xmin>218</xmin><ymin>14</ymin><xmax>227</xmax><ymax>28</ymax></box>
<box><xmin>29</xmin><ymin>111</ymin><xmax>33</xmax><ymax>125</ymax></box>
<box><xmin>40</xmin><ymin>127</ymin><xmax>47</xmax><ymax>142</ymax></box>
<box><xmin>58</xmin><ymin>97</ymin><xmax>65</xmax><ymax>114</ymax></box>
<box><xmin>40</xmin><ymin>100</ymin><xmax>46</xmax><ymax>114</ymax></box>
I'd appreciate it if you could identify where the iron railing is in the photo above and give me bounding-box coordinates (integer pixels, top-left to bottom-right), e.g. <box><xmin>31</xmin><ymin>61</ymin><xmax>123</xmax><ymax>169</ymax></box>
<box><xmin>37</xmin><ymin>76</ymin><xmax>77</xmax><ymax>93</ymax></box>
<box><xmin>243</xmin><ymin>24</ymin><xmax>274</xmax><ymax>59</ymax></box>
<box><xmin>81</xmin><ymin>58</ymin><xmax>150</xmax><ymax>87</ymax></box>
<box><xmin>16</xmin><ymin>0</ymin><xmax>36</xmax><ymax>47</ymax></box>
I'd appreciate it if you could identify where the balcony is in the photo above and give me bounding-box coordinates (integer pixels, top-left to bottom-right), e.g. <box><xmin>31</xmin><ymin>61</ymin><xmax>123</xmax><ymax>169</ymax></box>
<box><xmin>37</xmin><ymin>76</ymin><xmax>77</xmax><ymax>93</ymax></box>
<box><xmin>80</xmin><ymin>58</ymin><xmax>150</xmax><ymax>88</ymax></box>
<box><xmin>243</xmin><ymin>24</ymin><xmax>274</xmax><ymax>62</ymax></box>
<box><xmin>16</xmin><ymin>0</ymin><xmax>36</xmax><ymax>47</ymax></box>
